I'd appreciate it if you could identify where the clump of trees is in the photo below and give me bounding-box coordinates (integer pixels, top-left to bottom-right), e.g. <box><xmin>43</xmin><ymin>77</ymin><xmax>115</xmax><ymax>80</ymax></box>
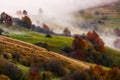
<box><xmin>63</xmin><ymin>28</ymin><xmax>71</xmax><ymax>37</ymax></box>
<box><xmin>0</xmin><ymin>12</ymin><xmax>13</xmax><ymax>25</ymax></box>
<box><xmin>71</xmin><ymin>34</ymin><xmax>88</xmax><ymax>61</ymax></box>
<box><xmin>42</xmin><ymin>24</ymin><xmax>50</xmax><ymax>32</ymax></box>
<box><xmin>21</xmin><ymin>15</ymin><xmax>32</xmax><ymax>29</ymax></box>
<box><xmin>71</xmin><ymin>31</ymin><xmax>113</xmax><ymax>67</ymax></box>
<box><xmin>62</xmin><ymin>65</ymin><xmax>120</xmax><ymax>80</ymax></box>
<box><xmin>0</xmin><ymin>58</ymin><xmax>23</xmax><ymax>80</ymax></box>
<box><xmin>28</xmin><ymin>58</ymin><xmax>67</xmax><ymax>80</ymax></box>
<box><xmin>21</xmin><ymin>10</ymin><xmax>32</xmax><ymax>29</ymax></box>
<box><xmin>42</xmin><ymin>23</ymin><xmax>53</xmax><ymax>35</ymax></box>
<box><xmin>43</xmin><ymin>59</ymin><xmax>66</xmax><ymax>76</ymax></box>
<box><xmin>13</xmin><ymin>10</ymin><xmax>32</xmax><ymax>29</ymax></box>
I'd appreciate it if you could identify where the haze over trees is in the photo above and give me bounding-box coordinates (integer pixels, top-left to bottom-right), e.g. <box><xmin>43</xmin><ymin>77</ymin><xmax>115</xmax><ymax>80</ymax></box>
<box><xmin>63</xmin><ymin>28</ymin><xmax>71</xmax><ymax>37</ymax></box>
<box><xmin>0</xmin><ymin>12</ymin><xmax>13</xmax><ymax>25</ymax></box>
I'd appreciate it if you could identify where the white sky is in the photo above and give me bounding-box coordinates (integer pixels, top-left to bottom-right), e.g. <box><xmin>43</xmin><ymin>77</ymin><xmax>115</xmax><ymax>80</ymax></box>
<box><xmin>0</xmin><ymin>0</ymin><xmax>116</xmax><ymax>15</ymax></box>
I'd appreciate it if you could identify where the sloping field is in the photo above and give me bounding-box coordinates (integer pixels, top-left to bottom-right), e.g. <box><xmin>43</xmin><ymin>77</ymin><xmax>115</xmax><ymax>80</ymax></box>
<box><xmin>0</xmin><ymin>35</ymin><xmax>90</xmax><ymax>70</ymax></box>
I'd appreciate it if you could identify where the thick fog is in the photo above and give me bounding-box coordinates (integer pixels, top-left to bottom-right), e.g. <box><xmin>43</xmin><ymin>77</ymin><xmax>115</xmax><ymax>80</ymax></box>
<box><xmin>0</xmin><ymin>0</ymin><xmax>116</xmax><ymax>15</ymax></box>
<box><xmin>0</xmin><ymin>0</ymin><xmax>119</xmax><ymax>49</ymax></box>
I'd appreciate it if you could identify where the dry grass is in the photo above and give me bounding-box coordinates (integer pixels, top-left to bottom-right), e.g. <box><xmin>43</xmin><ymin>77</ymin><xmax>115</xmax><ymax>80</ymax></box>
<box><xmin>0</xmin><ymin>35</ymin><xmax>90</xmax><ymax>70</ymax></box>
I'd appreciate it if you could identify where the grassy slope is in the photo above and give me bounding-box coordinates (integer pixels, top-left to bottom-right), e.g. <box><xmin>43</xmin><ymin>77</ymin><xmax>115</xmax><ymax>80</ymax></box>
<box><xmin>0</xmin><ymin>35</ymin><xmax>90</xmax><ymax>70</ymax></box>
<box><xmin>1</xmin><ymin>24</ymin><xmax>120</xmax><ymax>67</ymax></box>
<box><xmin>9</xmin><ymin>32</ymin><xmax>73</xmax><ymax>50</ymax></box>
<box><xmin>8</xmin><ymin>30</ymin><xmax>120</xmax><ymax>67</ymax></box>
<box><xmin>12</xmin><ymin>32</ymin><xmax>120</xmax><ymax>66</ymax></box>
<box><xmin>106</xmin><ymin>47</ymin><xmax>120</xmax><ymax>66</ymax></box>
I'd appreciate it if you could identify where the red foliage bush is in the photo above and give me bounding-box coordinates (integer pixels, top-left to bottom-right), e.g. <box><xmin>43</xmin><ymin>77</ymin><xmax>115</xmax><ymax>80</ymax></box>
<box><xmin>29</xmin><ymin>71</ymin><xmax>38</xmax><ymax>78</ymax></box>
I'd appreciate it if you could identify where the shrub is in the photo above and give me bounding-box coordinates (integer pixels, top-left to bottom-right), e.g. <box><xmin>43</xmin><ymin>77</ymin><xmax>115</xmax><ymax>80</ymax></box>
<box><xmin>62</xmin><ymin>66</ymin><xmax>120</xmax><ymax>80</ymax></box>
<box><xmin>45</xmin><ymin>34</ymin><xmax>52</xmax><ymax>38</ymax></box>
<box><xmin>39</xmin><ymin>71</ymin><xmax>53</xmax><ymax>80</ymax></box>
<box><xmin>19</xmin><ymin>56</ymin><xmax>31</xmax><ymax>67</ymax></box>
<box><xmin>63</xmin><ymin>46</ymin><xmax>72</xmax><ymax>54</ymax></box>
<box><xmin>43</xmin><ymin>59</ymin><xmax>66</xmax><ymax>76</ymax></box>
<box><xmin>85</xmin><ymin>50</ymin><xmax>113</xmax><ymax>67</ymax></box>
<box><xmin>61</xmin><ymin>69</ymin><xmax>98</xmax><ymax>80</ymax></box>
<box><xmin>0</xmin><ymin>58</ymin><xmax>23</xmax><ymax>80</ymax></box>
<box><xmin>12</xmin><ymin>52</ymin><xmax>21</xmax><ymax>62</ymax></box>
<box><xmin>3</xmin><ymin>53</ymin><xmax>12</xmax><ymax>59</ymax></box>
<box><xmin>105</xmin><ymin>67</ymin><xmax>120</xmax><ymax>80</ymax></box>
<box><xmin>0</xmin><ymin>74</ymin><xmax>11</xmax><ymax>80</ymax></box>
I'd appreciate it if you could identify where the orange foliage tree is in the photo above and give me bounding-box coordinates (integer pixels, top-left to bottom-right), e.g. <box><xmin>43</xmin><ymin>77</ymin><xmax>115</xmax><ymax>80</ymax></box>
<box><xmin>73</xmin><ymin>35</ymin><xmax>87</xmax><ymax>51</ymax></box>
<box><xmin>21</xmin><ymin>16</ymin><xmax>32</xmax><ymax>29</ymax></box>
<box><xmin>72</xmin><ymin>35</ymin><xmax>88</xmax><ymax>61</ymax></box>
<box><xmin>86</xmin><ymin>31</ymin><xmax>105</xmax><ymax>53</ymax></box>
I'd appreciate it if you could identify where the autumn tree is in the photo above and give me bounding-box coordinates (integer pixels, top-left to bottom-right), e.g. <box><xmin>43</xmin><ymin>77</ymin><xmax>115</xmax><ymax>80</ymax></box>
<box><xmin>21</xmin><ymin>15</ymin><xmax>32</xmax><ymax>29</ymax></box>
<box><xmin>42</xmin><ymin>23</ymin><xmax>53</xmax><ymax>35</ymax></box>
<box><xmin>23</xmin><ymin>10</ymin><xmax>28</xmax><ymax>16</ymax></box>
<box><xmin>105</xmin><ymin>67</ymin><xmax>120</xmax><ymax>80</ymax></box>
<box><xmin>0</xmin><ymin>12</ymin><xmax>13</xmax><ymax>25</ymax></box>
<box><xmin>72</xmin><ymin>35</ymin><xmax>88</xmax><ymax>61</ymax></box>
<box><xmin>63</xmin><ymin>28</ymin><xmax>71</xmax><ymax>37</ymax></box>
<box><xmin>73</xmin><ymin>35</ymin><xmax>87</xmax><ymax>51</ymax></box>
<box><xmin>86</xmin><ymin>31</ymin><xmax>105</xmax><ymax>53</ymax></box>
<box><xmin>43</xmin><ymin>24</ymin><xmax>50</xmax><ymax>31</ymax></box>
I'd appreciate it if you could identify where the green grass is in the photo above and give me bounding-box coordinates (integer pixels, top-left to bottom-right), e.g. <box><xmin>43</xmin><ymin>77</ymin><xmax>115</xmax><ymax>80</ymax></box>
<box><xmin>11</xmin><ymin>32</ymin><xmax>120</xmax><ymax>67</ymax></box>
<box><xmin>17</xmin><ymin>64</ymin><xmax>29</xmax><ymax>73</ymax></box>
<box><xmin>9</xmin><ymin>31</ymin><xmax>73</xmax><ymax>50</ymax></box>
<box><xmin>1</xmin><ymin>23</ymin><xmax>120</xmax><ymax>68</ymax></box>
<box><xmin>17</xmin><ymin>64</ymin><xmax>30</xmax><ymax>80</ymax></box>
<box><xmin>106</xmin><ymin>47</ymin><xmax>120</xmax><ymax>66</ymax></box>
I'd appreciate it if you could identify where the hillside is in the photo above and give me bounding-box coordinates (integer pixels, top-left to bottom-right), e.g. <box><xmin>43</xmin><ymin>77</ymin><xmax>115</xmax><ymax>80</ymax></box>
<box><xmin>0</xmin><ymin>18</ymin><xmax>120</xmax><ymax>80</ymax></box>
<box><xmin>0</xmin><ymin>35</ymin><xmax>90</xmax><ymax>70</ymax></box>
<box><xmin>1</xmin><ymin>0</ymin><xmax>120</xmax><ymax>79</ymax></box>
<box><xmin>1</xmin><ymin>24</ymin><xmax>120</xmax><ymax>67</ymax></box>
<box><xmin>74</xmin><ymin>0</ymin><xmax>120</xmax><ymax>31</ymax></box>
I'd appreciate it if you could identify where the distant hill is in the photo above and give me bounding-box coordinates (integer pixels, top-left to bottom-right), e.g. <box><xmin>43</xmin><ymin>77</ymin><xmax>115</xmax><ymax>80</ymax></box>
<box><xmin>74</xmin><ymin>0</ymin><xmax>120</xmax><ymax>31</ymax></box>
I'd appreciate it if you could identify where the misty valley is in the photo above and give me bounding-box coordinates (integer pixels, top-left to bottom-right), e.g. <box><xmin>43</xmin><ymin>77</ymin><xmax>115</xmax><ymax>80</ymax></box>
<box><xmin>0</xmin><ymin>0</ymin><xmax>120</xmax><ymax>80</ymax></box>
